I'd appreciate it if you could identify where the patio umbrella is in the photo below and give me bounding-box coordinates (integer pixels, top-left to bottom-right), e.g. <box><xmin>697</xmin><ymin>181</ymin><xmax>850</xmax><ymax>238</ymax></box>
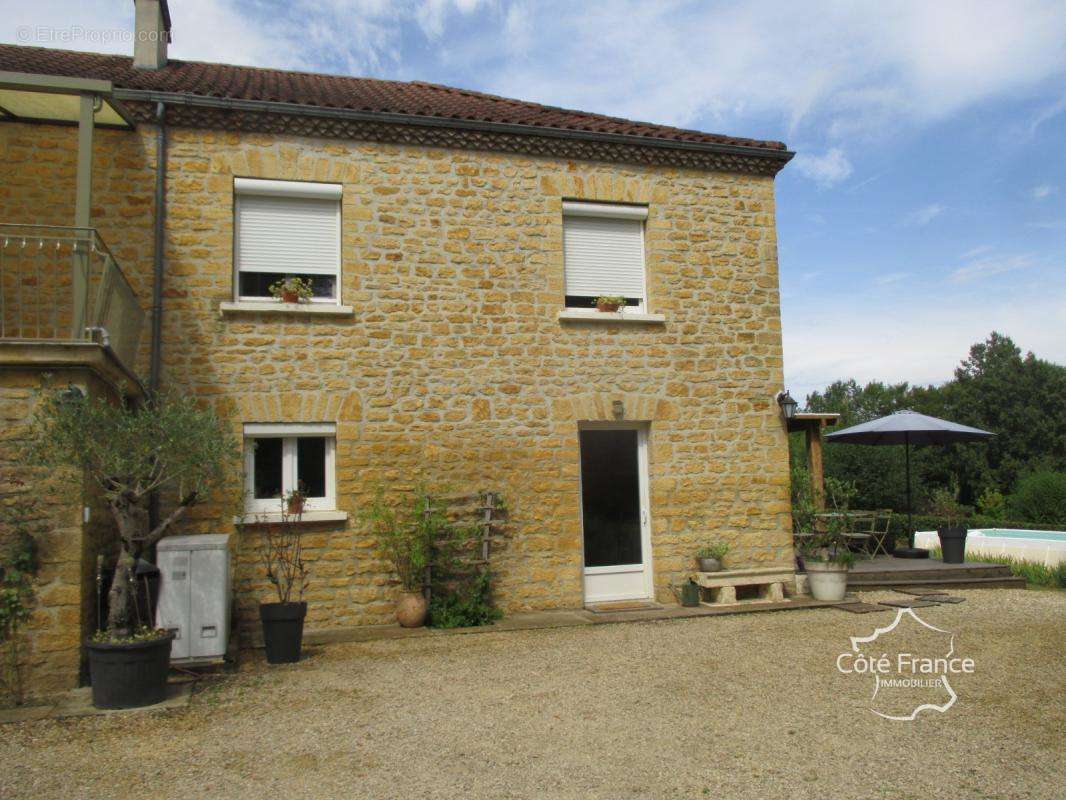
<box><xmin>824</xmin><ymin>410</ymin><xmax>995</xmax><ymax>557</ymax></box>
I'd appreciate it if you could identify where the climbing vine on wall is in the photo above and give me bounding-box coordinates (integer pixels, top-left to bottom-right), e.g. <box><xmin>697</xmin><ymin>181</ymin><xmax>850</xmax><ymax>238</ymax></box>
<box><xmin>0</xmin><ymin>480</ymin><xmax>41</xmax><ymax>706</ymax></box>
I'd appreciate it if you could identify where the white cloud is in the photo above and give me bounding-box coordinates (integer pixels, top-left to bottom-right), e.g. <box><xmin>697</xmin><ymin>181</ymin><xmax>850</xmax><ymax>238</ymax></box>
<box><xmin>960</xmin><ymin>244</ymin><xmax>993</xmax><ymax>259</ymax></box>
<box><xmin>874</xmin><ymin>272</ymin><xmax>910</xmax><ymax>286</ymax></box>
<box><xmin>1031</xmin><ymin>184</ymin><xmax>1058</xmax><ymax>200</ymax></box>
<box><xmin>480</xmin><ymin>1</ymin><xmax>1066</xmax><ymax>143</ymax></box>
<box><xmin>949</xmin><ymin>253</ymin><xmax>1036</xmax><ymax>283</ymax></box>
<box><xmin>902</xmin><ymin>203</ymin><xmax>946</xmax><ymax>227</ymax></box>
<box><xmin>790</xmin><ymin>148</ymin><xmax>853</xmax><ymax>187</ymax></box>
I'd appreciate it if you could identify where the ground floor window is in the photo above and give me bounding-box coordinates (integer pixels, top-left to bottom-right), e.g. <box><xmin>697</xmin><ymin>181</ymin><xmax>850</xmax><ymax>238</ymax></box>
<box><xmin>243</xmin><ymin>423</ymin><xmax>336</xmax><ymax>513</ymax></box>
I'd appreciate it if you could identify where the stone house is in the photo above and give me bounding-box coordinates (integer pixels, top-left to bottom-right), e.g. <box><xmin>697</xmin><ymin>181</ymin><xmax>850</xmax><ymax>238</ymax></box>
<box><xmin>0</xmin><ymin>0</ymin><xmax>795</xmax><ymax>697</ymax></box>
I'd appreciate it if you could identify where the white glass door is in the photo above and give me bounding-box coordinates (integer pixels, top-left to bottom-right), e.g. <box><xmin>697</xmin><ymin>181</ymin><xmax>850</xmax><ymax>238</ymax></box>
<box><xmin>579</xmin><ymin>425</ymin><xmax>653</xmax><ymax>603</ymax></box>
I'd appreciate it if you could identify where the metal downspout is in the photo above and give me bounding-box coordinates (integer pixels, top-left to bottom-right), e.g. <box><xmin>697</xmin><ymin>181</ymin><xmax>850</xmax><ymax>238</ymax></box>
<box><xmin>149</xmin><ymin>101</ymin><xmax>166</xmax><ymax>533</ymax></box>
<box><xmin>149</xmin><ymin>100</ymin><xmax>166</xmax><ymax>394</ymax></box>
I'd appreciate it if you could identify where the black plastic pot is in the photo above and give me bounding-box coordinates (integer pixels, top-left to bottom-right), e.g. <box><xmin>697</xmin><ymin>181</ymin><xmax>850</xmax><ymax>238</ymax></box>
<box><xmin>86</xmin><ymin>632</ymin><xmax>174</xmax><ymax>709</ymax></box>
<box><xmin>260</xmin><ymin>602</ymin><xmax>307</xmax><ymax>664</ymax></box>
<box><xmin>938</xmin><ymin>526</ymin><xmax>968</xmax><ymax>564</ymax></box>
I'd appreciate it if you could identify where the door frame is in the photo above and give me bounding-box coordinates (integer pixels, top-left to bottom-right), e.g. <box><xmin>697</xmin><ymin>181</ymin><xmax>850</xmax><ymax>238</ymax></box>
<box><xmin>577</xmin><ymin>421</ymin><xmax>654</xmax><ymax>603</ymax></box>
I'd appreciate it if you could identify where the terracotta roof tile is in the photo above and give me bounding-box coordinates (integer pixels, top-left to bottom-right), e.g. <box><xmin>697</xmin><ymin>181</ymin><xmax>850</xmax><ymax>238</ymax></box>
<box><xmin>0</xmin><ymin>44</ymin><xmax>786</xmax><ymax>151</ymax></box>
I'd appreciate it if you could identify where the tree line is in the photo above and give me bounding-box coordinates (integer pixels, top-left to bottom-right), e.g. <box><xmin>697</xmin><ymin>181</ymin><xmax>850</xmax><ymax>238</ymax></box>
<box><xmin>793</xmin><ymin>332</ymin><xmax>1066</xmax><ymax>524</ymax></box>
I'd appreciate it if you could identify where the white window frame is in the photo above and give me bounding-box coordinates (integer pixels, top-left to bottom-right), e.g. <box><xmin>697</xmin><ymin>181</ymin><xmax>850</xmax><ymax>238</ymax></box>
<box><xmin>233</xmin><ymin>178</ymin><xmax>343</xmax><ymax>305</ymax></box>
<box><xmin>562</xmin><ymin>201</ymin><xmax>649</xmax><ymax>312</ymax></box>
<box><xmin>243</xmin><ymin>423</ymin><xmax>337</xmax><ymax>513</ymax></box>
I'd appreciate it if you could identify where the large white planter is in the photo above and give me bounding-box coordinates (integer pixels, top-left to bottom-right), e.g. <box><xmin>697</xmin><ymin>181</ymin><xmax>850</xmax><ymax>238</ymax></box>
<box><xmin>804</xmin><ymin>561</ymin><xmax>849</xmax><ymax>602</ymax></box>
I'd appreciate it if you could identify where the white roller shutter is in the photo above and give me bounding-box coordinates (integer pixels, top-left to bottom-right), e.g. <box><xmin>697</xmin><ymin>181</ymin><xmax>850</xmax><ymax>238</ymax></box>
<box><xmin>563</xmin><ymin>205</ymin><xmax>647</xmax><ymax>300</ymax></box>
<box><xmin>235</xmin><ymin>181</ymin><xmax>340</xmax><ymax>276</ymax></box>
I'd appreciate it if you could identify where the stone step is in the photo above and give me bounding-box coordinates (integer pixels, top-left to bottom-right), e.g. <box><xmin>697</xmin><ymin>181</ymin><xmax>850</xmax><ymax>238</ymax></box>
<box><xmin>848</xmin><ymin>575</ymin><xmax>1027</xmax><ymax>590</ymax></box>
<box><xmin>851</xmin><ymin>565</ymin><xmax>1014</xmax><ymax>582</ymax></box>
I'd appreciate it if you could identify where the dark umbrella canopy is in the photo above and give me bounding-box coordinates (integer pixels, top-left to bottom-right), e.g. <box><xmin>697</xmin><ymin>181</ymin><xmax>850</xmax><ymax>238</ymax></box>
<box><xmin>825</xmin><ymin>410</ymin><xmax>994</xmax><ymax>446</ymax></box>
<box><xmin>824</xmin><ymin>410</ymin><xmax>995</xmax><ymax>556</ymax></box>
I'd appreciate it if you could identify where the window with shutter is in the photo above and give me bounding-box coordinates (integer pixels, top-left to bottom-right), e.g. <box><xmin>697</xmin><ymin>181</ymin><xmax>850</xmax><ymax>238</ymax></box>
<box><xmin>233</xmin><ymin>178</ymin><xmax>342</xmax><ymax>303</ymax></box>
<box><xmin>562</xmin><ymin>201</ymin><xmax>648</xmax><ymax>310</ymax></box>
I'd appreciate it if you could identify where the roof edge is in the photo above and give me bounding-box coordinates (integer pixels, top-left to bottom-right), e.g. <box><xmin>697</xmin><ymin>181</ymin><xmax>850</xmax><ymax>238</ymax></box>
<box><xmin>111</xmin><ymin>87</ymin><xmax>794</xmax><ymax>169</ymax></box>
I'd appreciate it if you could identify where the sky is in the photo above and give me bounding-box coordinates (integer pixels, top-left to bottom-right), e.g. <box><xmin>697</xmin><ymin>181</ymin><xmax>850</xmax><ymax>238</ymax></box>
<box><xmin>3</xmin><ymin>0</ymin><xmax>1065</xmax><ymax>401</ymax></box>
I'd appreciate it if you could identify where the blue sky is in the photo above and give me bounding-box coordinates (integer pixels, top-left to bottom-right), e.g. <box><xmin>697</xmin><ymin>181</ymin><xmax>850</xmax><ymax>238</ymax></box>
<box><xmin>4</xmin><ymin>0</ymin><xmax>1064</xmax><ymax>400</ymax></box>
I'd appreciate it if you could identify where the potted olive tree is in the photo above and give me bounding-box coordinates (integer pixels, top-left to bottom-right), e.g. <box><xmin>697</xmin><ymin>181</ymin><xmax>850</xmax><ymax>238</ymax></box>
<box><xmin>364</xmin><ymin>489</ymin><xmax>444</xmax><ymax>628</ymax></box>
<box><xmin>29</xmin><ymin>388</ymin><xmax>231</xmax><ymax>709</ymax></box>
<box><xmin>800</xmin><ymin>528</ymin><xmax>855</xmax><ymax>602</ymax></box>
<box><xmin>929</xmin><ymin>487</ymin><xmax>968</xmax><ymax>564</ymax></box>
<box><xmin>695</xmin><ymin>542</ymin><xmax>729</xmax><ymax>572</ymax></box>
<box><xmin>799</xmin><ymin>478</ymin><xmax>857</xmax><ymax>602</ymax></box>
<box><xmin>255</xmin><ymin>496</ymin><xmax>309</xmax><ymax>663</ymax></box>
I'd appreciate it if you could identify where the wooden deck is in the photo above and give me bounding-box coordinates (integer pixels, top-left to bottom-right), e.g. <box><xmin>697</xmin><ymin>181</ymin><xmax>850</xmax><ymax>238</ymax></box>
<box><xmin>848</xmin><ymin>555</ymin><xmax>1025</xmax><ymax>590</ymax></box>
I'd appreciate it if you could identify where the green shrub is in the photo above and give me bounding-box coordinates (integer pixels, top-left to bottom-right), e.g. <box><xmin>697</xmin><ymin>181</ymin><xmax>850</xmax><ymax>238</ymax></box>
<box><xmin>1054</xmin><ymin>563</ymin><xmax>1066</xmax><ymax>590</ymax></box>
<box><xmin>1008</xmin><ymin>471</ymin><xmax>1066</xmax><ymax>525</ymax></box>
<box><xmin>428</xmin><ymin>570</ymin><xmax>502</xmax><ymax>629</ymax></box>
<box><xmin>976</xmin><ymin>487</ymin><xmax>1006</xmax><ymax>517</ymax></box>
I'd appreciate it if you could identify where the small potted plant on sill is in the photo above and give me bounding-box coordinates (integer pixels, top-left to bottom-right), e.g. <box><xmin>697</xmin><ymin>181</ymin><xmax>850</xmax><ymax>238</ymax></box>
<box><xmin>257</xmin><ymin>502</ymin><xmax>309</xmax><ymax>664</ymax></box>
<box><xmin>595</xmin><ymin>295</ymin><xmax>626</xmax><ymax>313</ymax></box>
<box><xmin>285</xmin><ymin>483</ymin><xmax>308</xmax><ymax>517</ymax></box>
<box><xmin>28</xmin><ymin>388</ymin><xmax>232</xmax><ymax>708</ymax></box>
<box><xmin>365</xmin><ymin>489</ymin><xmax>443</xmax><ymax>628</ymax></box>
<box><xmin>269</xmin><ymin>276</ymin><xmax>314</xmax><ymax>304</ymax></box>
<box><xmin>696</xmin><ymin>542</ymin><xmax>729</xmax><ymax>572</ymax></box>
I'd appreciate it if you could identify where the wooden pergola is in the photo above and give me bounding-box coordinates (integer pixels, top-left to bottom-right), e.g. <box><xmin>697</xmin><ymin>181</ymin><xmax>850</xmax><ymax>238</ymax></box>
<box><xmin>787</xmin><ymin>412</ymin><xmax>840</xmax><ymax>510</ymax></box>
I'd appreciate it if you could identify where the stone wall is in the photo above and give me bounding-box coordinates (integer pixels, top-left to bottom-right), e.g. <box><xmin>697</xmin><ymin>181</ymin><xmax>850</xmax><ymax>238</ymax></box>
<box><xmin>1</xmin><ymin>121</ymin><xmax>793</xmax><ymax>646</ymax></box>
<box><xmin>0</xmin><ymin>367</ymin><xmax>118</xmax><ymax>700</ymax></box>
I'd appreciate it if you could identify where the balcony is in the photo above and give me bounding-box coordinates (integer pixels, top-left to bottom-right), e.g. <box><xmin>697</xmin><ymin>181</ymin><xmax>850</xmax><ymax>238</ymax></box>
<box><xmin>0</xmin><ymin>224</ymin><xmax>145</xmax><ymax>376</ymax></box>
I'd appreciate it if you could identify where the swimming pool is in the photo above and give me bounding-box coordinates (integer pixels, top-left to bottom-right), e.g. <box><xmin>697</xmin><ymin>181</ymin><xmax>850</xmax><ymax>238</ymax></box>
<box><xmin>914</xmin><ymin>528</ymin><xmax>1066</xmax><ymax>566</ymax></box>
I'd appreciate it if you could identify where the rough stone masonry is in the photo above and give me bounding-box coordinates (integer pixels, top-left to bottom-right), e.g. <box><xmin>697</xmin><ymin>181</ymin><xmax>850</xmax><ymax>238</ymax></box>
<box><xmin>1</xmin><ymin>120</ymin><xmax>792</xmax><ymax>668</ymax></box>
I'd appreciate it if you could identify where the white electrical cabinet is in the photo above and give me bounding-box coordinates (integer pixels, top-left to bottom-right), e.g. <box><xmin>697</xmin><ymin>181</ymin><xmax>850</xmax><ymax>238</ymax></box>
<box><xmin>156</xmin><ymin>534</ymin><xmax>231</xmax><ymax>663</ymax></box>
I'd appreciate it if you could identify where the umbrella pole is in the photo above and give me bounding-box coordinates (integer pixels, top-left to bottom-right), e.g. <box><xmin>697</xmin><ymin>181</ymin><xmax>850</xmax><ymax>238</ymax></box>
<box><xmin>906</xmin><ymin>433</ymin><xmax>913</xmax><ymax>549</ymax></box>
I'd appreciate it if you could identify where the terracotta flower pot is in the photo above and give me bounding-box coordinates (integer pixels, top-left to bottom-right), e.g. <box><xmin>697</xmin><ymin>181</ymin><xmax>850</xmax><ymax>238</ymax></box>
<box><xmin>282</xmin><ymin>291</ymin><xmax>300</xmax><ymax>303</ymax></box>
<box><xmin>596</xmin><ymin>300</ymin><xmax>623</xmax><ymax>313</ymax></box>
<box><xmin>287</xmin><ymin>498</ymin><xmax>305</xmax><ymax>516</ymax></box>
<box><xmin>396</xmin><ymin>591</ymin><xmax>428</xmax><ymax>628</ymax></box>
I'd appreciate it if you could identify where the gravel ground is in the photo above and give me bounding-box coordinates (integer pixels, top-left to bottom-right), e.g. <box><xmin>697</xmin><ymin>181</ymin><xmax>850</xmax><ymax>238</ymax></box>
<box><xmin>1</xmin><ymin>588</ymin><xmax>1063</xmax><ymax>800</ymax></box>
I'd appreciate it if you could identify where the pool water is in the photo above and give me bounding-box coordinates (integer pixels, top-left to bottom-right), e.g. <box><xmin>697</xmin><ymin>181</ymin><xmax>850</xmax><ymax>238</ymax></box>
<box><xmin>977</xmin><ymin>529</ymin><xmax>1066</xmax><ymax>542</ymax></box>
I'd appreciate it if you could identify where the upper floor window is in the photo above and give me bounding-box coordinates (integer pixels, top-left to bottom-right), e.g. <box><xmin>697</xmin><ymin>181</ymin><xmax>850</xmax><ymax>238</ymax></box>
<box><xmin>234</xmin><ymin>178</ymin><xmax>342</xmax><ymax>303</ymax></box>
<box><xmin>562</xmin><ymin>201</ymin><xmax>648</xmax><ymax>311</ymax></box>
<box><xmin>243</xmin><ymin>423</ymin><xmax>337</xmax><ymax>514</ymax></box>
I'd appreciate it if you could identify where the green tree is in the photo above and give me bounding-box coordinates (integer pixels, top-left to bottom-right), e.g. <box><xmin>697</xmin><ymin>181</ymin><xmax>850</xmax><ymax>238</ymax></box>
<box><xmin>28</xmin><ymin>390</ymin><xmax>235</xmax><ymax>638</ymax></box>
<box><xmin>796</xmin><ymin>333</ymin><xmax>1066</xmax><ymax>515</ymax></box>
<box><xmin>936</xmin><ymin>332</ymin><xmax>1066</xmax><ymax>500</ymax></box>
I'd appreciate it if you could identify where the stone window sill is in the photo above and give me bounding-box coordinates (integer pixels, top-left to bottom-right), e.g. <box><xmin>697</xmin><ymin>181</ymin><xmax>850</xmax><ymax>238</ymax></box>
<box><xmin>220</xmin><ymin>301</ymin><xmax>355</xmax><ymax>317</ymax></box>
<box><xmin>234</xmin><ymin>510</ymin><xmax>349</xmax><ymax>526</ymax></box>
<box><xmin>557</xmin><ymin>309</ymin><xmax>666</xmax><ymax>325</ymax></box>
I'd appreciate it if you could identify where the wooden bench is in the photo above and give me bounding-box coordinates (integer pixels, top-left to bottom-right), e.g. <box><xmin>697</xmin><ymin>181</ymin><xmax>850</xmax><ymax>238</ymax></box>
<box><xmin>692</xmin><ymin>567</ymin><xmax>796</xmax><ymax>606</ymax></box>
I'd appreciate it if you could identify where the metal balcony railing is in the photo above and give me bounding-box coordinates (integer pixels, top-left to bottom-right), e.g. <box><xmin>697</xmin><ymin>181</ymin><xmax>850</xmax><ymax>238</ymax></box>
<box><xmin>0</xmin><ymin>224</ymin><xmax>145</xmax><ymax>371</ymax></box>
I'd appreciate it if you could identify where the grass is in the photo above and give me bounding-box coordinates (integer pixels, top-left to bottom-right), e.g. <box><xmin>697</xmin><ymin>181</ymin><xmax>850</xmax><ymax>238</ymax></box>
<box><xmin>928</xmin><ymin>546</ymin><xmax>1066</xmax><ymax>588</ymax></box>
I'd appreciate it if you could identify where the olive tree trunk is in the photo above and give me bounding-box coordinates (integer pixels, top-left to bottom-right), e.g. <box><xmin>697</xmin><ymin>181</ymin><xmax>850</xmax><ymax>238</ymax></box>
<box><xmin>105</xmin><ymin>493</ymin><xmax>195</xmax><ymax>636</ymax></box>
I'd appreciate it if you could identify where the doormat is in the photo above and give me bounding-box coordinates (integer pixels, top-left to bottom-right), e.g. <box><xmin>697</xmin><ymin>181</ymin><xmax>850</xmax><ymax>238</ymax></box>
<box><xmin>835</xmin><ymin>601</ymin><xmax>894</xmax><ymax>614</ymax></box>
<box><xmin>585</xmin><ymin>601</ymin><xmax>664</xmax><ymax>614</ymax></box>
<box><xmin>879</xmin><ymin>599</ymin><xmax>940</xmax><ymax>609</ymax></box>
<box><xmin>921</xmin><ymin>595</ymin><xmax>966</xmax><ymax>604</ymax></box>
